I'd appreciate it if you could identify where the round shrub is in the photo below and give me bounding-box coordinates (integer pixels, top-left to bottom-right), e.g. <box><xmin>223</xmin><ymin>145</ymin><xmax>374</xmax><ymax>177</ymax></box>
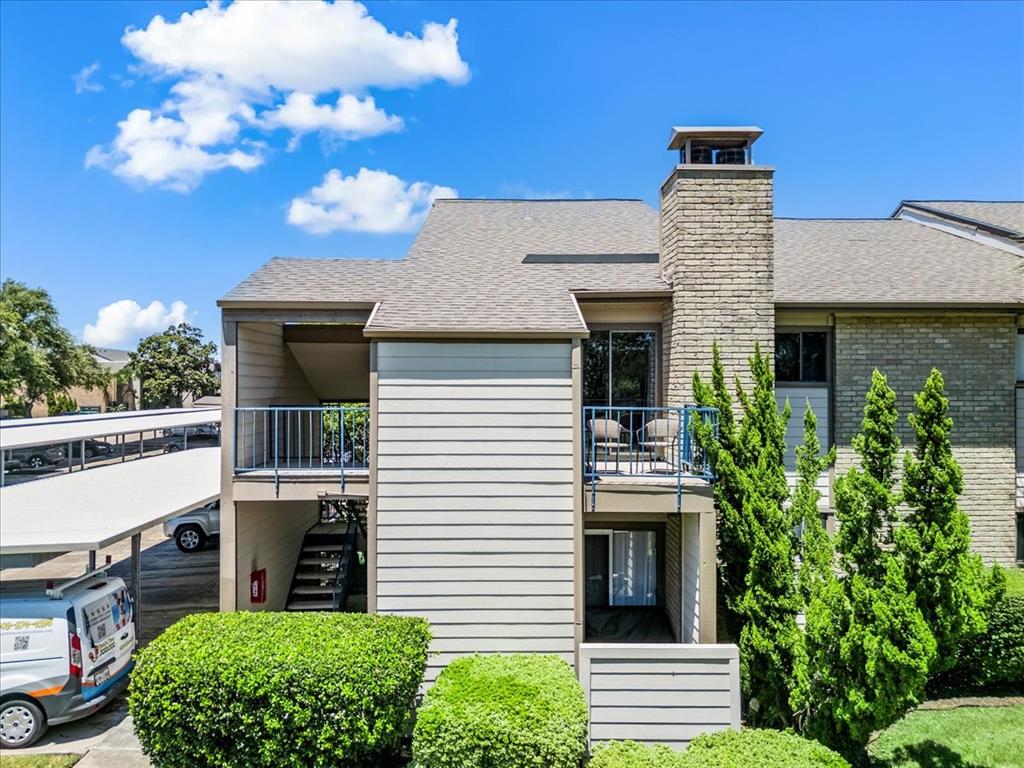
<box><xmin>588</xmin><ymin>740</ymin><xmax>688</xmax><ymax>767</ymax></box>
<box><xmin>129</xmin><ymin>612</ymin><xmax>431</xmax><ymax>768</ymax></box>
<box><xmin>936</xmin><ymin>567</ymin><xmax>1024</xmax><ymax>693</ymax></box>
<box><xmin>412</xmin><ymin>653</ymin><xmax>587</xmax><ymax>768</ymax></box>
<box><xmin>678</xmin><ymin>729</ymin><xmax>851</xmax><ymax>768</ymax></box>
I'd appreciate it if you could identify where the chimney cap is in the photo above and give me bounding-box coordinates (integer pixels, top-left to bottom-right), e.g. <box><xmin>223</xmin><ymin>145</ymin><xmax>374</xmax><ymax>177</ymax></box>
<box><xmin>667</xmin><ymin>126</ymin><xmax>764</xmax><ymax>150</ymax></box>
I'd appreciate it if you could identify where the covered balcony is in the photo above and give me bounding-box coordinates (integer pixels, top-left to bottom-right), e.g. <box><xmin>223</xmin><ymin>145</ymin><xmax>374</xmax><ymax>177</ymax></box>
<box><xmin>229</xmin><ymin>320</ymin><xmax>371</xmax><ymax>498</ymax></box>
<box><xmin>234</xmin><ymin>404</ymin><xmax>369</xmax><ymax>491</ymax></box>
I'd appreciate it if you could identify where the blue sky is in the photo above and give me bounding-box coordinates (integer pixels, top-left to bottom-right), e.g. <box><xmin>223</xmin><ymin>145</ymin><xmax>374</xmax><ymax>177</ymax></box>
<box><xmin>2</xmin><ymin>1</ymin><xmax>1022</xmax><ymax>352</ymax></box>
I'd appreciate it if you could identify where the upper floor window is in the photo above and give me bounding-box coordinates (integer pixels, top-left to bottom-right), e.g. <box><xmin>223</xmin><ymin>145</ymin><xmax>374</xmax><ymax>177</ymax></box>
<box><xmin>775</xmin><ymin>331</ymin><xmax>828</xmax><ymax>383</ymax></box>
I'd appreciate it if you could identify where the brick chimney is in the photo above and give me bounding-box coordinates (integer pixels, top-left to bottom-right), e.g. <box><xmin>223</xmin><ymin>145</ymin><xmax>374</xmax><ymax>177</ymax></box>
<box><xmin>660</xmin><ymin>126</ymin><xmax>775</xmax><ymax>403</ymax></box>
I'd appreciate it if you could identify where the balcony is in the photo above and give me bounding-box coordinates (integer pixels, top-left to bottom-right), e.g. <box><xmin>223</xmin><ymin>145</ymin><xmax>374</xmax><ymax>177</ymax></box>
<box><xmin>582</xmin><ymin>405</ymin><xmax>717</xmax><ymax>508</ymax></box>
<box><xmin>234</xmin><ymin>405</ymin><xmax>369</xmax><ymax>492</ymax></box>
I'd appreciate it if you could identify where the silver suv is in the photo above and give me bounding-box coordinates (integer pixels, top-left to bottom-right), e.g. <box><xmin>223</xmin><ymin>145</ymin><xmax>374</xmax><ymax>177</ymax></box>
<box><xmin>162</xmin><ymin>500</ymin><xmax>220</xmax><ymax>553</ymax></box>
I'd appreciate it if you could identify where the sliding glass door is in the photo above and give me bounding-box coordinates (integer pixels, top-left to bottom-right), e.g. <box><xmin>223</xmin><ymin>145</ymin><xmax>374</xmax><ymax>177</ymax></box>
<box><xmin>585</xmin><ymin>530</ymin><xmax>658</xmax><ymax>607</ymax></box>
<box><xmin>582</xmin><ymin>329</ymin><xmax>658</xmax><ymax>408</ymax></box>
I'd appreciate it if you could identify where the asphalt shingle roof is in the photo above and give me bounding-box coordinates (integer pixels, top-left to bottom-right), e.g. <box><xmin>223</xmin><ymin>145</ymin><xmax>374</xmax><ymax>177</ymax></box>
<box><xmin>774</xmin><ymin>218</ymin><xmax>1023</xmax><ymax>306</ymax></box>
<box><xmin>222</xmin><ymin>199</ymin><xmax>1023</xmax><ymax>332</ymax></box>
<box><xmin>903</xmin><ymin>201</ymin><xmax>1024</xmax><ymax>236</ymax></box>
<box><xmin>223</xmin><ymin>200</ymin><xmax>666</xmax><ymax>334</ymax></box>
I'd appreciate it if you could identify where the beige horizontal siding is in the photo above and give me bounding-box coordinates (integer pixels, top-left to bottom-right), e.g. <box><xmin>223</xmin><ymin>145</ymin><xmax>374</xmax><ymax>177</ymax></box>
<box><xmin>581</xmin><ymin>644</ymin><xmax>740</xmax><ymax>751</ymax></box>
<box><xmin>375</xmin><ymin>341</ymin><xmax>576</xmax><ymax>683</ymax></box>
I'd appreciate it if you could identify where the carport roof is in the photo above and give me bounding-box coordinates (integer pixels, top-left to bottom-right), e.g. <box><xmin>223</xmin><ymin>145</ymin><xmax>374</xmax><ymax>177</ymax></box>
<box><xmin>0</xmin><ymin>407</ymin><xmax>220</xmax><ymax>450</ymax></box>
<box><xmin>0</xmin><ymin>447</ymin><xmax>219</xmax><ymax>555</ymax></box>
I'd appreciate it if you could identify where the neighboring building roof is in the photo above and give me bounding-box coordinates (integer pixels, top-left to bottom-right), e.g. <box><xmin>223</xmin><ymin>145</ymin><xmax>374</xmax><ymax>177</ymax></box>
<box><xmin>898</xmin><ymin>201</ymin><xmax>1024</xmax><ymax>237</ymax></box>
<box><xmin>774</xmin><ymin>218</ymin><xmax>1023</xmax><ymax>307</ymax></box>
<box><xmin>223</xmin><ymin>199</ymin><xmax>1023</xmax><ymax>332</ymax></box>
<box><xmin>223</xmin><ymin>200</ymin><xmax>667</xmax><ymax>336</ymax></box>
<box><xmin>93</xmin><ymin>347</ymin><xmax>132</xmax><ymax>362</ymax></box>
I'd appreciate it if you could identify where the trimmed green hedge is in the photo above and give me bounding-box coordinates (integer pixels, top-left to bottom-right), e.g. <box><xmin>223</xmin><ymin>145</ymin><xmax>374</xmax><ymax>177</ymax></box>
<box><xmin>588</xmin><ymin>731</ymin><xmax>849</xmax><ymax>768</ymax></box>
<box><xmin>937</xmin><ymin>567</ymin><xmax>1024</xmax><ymax>693</ymax></box>
<box><xmin>588</xmin><ymin>740</ymin><xmax>687</xmax><ymax>767</ymax></box>
<box><xmin>129</xmin><ymin>612</ymin><xmax>431</xmax><ymax>768</ymax></box>
<box><xmin>412</xmin><ymin>653</ymin><xmax>588</xmax><ymax>768</ymax></box>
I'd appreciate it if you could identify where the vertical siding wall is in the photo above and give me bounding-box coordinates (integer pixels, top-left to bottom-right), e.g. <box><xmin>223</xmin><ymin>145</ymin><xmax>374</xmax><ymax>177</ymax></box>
<box><xmin>664</xmin><ymin>514</ymin><xmax>701</xmax><ymax>644</ymax></box>
<box><xmin>682</xmin><ymin>514</ymin><xmax>700</xmax><ymax>643</ymax></box>
<box><xmin>375</xmin><ymin>341</ymin><xmax>575</xmax><ymax>682</ymax></box>
<box><xmin>776</xmin><ymin>385</ymin><xmax>831</xmax><ymax>507</ymax></box>
<box><xmin>580</xmin><ymin>644</ymin><xmax>740</xmax><ymax>750</ymax></box>
<box><xmin>1016</xmin><ymin>387</ymin><xmax>1023</xmax><ymax>537</ymax></box>
<box><xmin>234</xmin><ymin>500</ymin><xmax>320</xmax><ymax>610</ymax></box>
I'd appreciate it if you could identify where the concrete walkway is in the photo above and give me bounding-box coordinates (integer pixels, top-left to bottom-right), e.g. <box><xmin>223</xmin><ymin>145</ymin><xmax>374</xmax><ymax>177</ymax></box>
<box><xmin>75</xmin><ymin>716</ymin><xmax>150</xmax><ymax>768</ymax></box>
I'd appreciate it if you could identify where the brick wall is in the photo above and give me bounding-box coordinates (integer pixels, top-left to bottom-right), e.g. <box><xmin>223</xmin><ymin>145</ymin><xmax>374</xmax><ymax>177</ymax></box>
<box><xmin>660</xmin><ymin>166</ymin><xmax>775</xmax><ymax>405</ymax></box>
<box><xmin>834</xmin><ymin>315</ymin><xmax>1017</xmax><ymax>564</ymax></box>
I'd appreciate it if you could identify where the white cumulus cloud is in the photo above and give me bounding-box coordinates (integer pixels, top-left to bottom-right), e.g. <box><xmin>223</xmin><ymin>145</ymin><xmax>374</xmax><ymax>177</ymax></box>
<box><xmin>73</xmin><ymin>62</ymin><xmax>103</xmax><ymax>94</ymax></box>
<box><xmin>287</xmin><ymin>167</ymin><xmax>456</xmax><ymax>234</ymax></box>
<box><xmin>83</xmin><ymin>299</ymin><xmax>190</xmax><ymax>348</ymax></box>
<box><xmin>85</xmin><ymin>107</ymin><xmax>263</xmax><ymax>192</ymax></box>
<box><xmin>259</xmin><ymin>93</ymin><xmax>403</xmax><ymax>149</ymax></box>
<box><xmin>88</xmin><ymin>1</ymin><xmax>469</xmax><ymax>191</ymax></box>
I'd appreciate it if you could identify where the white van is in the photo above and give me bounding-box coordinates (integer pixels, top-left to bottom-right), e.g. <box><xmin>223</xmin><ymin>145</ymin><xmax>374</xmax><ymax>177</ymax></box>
<box><xmin>0</xmin><ymin>573</ymin><xmax>136</xmax><ymax>748</ymax></box>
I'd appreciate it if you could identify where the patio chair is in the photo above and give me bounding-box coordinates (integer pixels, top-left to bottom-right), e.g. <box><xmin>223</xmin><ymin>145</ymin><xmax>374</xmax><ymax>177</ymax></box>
<box><xmin>587</xmin><ymin>418</ymin><xmax>628</xmax><ymax>472</ymax></box>
<box><xmin>639</xmin><ymin>417</ymin><xmax>679</xmax><ymax>472</ymax></box>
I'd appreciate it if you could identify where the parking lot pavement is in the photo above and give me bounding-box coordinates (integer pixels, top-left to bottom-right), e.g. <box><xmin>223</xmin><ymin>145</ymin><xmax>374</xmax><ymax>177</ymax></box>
<box><xmin>0</xmin><ymin>523</ymin><xmax>218</xmax><ymax>756</ymax></box>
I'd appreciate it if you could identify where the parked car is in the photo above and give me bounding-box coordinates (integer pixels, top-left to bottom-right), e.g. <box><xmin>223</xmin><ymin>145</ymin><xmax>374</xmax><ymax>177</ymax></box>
<box><xmin>163</xmin><ymin>500</ymin><xmax>220</xmax><ymax>552</ymax></box>
<box><xmin>4</xmin><ymin>445</ymin><xmax>65</xmax><ymax>470</ymax></box>
<box><xmin>0</xmin><ymin>574</ymin><xmax>136</xmax><ymax>748</ymax></box>
<box><xmin>162</xmin><ymin>424</ymin><xmax>219</xmax><ymax>439</ymax></box>
<box><xmin>68</xmin><ymin>440</ymin><xmax>114</xmax><ymax>460</ymax></box>
<box><xmin>3</xmin><ymin>454</ymin><xmax>25</xmax><ymax>474</ymax></box>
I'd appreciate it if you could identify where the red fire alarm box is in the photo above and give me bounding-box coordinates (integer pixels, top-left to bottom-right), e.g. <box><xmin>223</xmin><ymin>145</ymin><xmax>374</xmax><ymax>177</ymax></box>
<box><xmin>250</xmin><ymin>569</ymin><xmax>267</xmax><ymax>604</ymax></box>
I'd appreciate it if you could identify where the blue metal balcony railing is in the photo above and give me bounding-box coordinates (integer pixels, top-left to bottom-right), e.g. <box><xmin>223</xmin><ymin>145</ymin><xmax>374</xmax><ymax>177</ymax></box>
<box><xmin>234</xmin><ymin>406</ymin><xmax>369</xmax><ymax>493</ymax></box>
<box><xmin>583</xmin><ymin>405</ymin><xmax>718</xmax><ymax>511</ymax></box>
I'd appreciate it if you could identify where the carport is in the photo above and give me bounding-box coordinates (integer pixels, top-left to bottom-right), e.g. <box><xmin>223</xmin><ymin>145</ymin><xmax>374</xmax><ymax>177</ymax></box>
<box><xmin>0</xmin><ymin>406</ymin><xmax>220</xmax><ymax>486</ymax></box>
<box><xmin>0</xmin><ymin>447</ymin><xmax>219</xmax><ymax>636</ymax></box>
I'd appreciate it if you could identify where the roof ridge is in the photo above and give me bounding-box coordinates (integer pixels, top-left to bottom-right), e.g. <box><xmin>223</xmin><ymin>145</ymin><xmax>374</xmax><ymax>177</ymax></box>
<box><xmin>903</xmin><ymin>199</ymin><xmax>1024</xmax><ymax>204</ymax></box>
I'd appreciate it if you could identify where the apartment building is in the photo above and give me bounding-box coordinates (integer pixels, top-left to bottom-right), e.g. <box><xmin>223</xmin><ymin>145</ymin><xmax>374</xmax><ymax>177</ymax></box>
<box><xmin>217</xmin><ymin>126</ymin><xmax>1023</xmax><ymax>747</ymax></box>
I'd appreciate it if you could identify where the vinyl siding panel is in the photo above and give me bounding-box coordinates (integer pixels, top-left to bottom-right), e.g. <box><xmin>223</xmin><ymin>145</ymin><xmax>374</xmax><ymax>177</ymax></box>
<box><xmin>665</xmin><ymin>516</ymin><xmax>682</xmax><ymax>641</ymax></box>
<box><xmin>581</xmin><ymin>644</ymin><xmax>741</xmax><ymax>751</ymax></box>
<box><xmin>682</xmin><ymin>514</ymin><xmax>701</xmax><ymax>643</ymax></box>
<box><xmin>376</xmin><ymin>341</ymin><xmax>575</xmax><ymax>682</ymax></box>
<box><xmin>776</xmin><ymin>385</ymin><xmax>831</xmax><ymax>506</ymax></box>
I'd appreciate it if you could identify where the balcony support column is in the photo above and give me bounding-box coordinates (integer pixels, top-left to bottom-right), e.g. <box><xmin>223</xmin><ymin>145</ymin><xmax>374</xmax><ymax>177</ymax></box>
<box><xmin>697</xmin><ymin>507</ymin><xmax>717</xmax><ymax>643</ymax></box>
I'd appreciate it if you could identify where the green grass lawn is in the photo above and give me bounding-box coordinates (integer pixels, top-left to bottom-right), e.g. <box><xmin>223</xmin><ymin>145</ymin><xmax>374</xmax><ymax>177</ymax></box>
<box><xmin>869</xmin><ymin>705</ymin><xmax>1024</xmax><ymax>768</ymax></box>
<box><xmin>0</xmin><ymin>756</ymin><xmax>81</xmax><ymax>768</ymax></box>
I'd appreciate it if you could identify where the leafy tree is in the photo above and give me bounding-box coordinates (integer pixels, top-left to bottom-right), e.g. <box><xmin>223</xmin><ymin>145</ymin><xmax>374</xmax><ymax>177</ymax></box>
<box><xmin>792</xmin><ymin>404</ymin><xmax>836</xmax><ymax>607</ymax></box>
<box><xmin>798</xmin><ymin>371</ymin><xmax>935</xmax><ymax>763</ymax></box>
<box><xmin>695</xmin><ymin>343</ymin><xmax>799</xmax><ymax>727</ymax></box>
<box><xmin>0</xmin><ymin>279</ymin><xmax>108</xmax><ymax>416</ymax></box>
<box><xmin>124</xmin><ymin>324</ymin><xmax>218</xmax><ymax>408</ymax></box>
<box><xmin>894</xmin><ymin>369</ymin><xmax>994</xmax><ymax>674</ymax></box>
<box><xmin>47</xmin><ymin>392</ymin><xmax>79</xmax><ymax>416</ymax></box>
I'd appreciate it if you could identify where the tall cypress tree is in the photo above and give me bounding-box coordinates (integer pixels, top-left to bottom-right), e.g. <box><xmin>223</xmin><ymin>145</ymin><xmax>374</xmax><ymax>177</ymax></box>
<box><xmin>799</xmin><ymin>371</ymin><xmax>935</xmax><ymax>763</ymax></box>
<box><xmin>695</xmin><ymin>343</ymin><xmax>799</xmax><ymax>726</ymax></box>
<box><xmin>834</xmin><ymin>369</ymin><xmax>900</xmax><ymax>579</ymax></box>
<box><xmin>895</xmin><ymin>369</ymin><xmax>992</xmax><ymax>674</ymax></box>
<box><xmin>792</xmin><ymin>405</ymin><xmax>836</xmax><ymax>607</ymax></box>
<box><xmin>692</xmin><ymin>343</ymin><xmax>745</xmax><ymax>640</ymax></box>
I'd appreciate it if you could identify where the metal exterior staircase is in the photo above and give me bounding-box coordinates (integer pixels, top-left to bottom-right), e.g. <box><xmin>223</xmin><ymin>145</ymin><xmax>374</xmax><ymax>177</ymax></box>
<box><xmin>285</xmin><ymin>519</ymin><xmax>359</xmax><ymax>611</ymax></box>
